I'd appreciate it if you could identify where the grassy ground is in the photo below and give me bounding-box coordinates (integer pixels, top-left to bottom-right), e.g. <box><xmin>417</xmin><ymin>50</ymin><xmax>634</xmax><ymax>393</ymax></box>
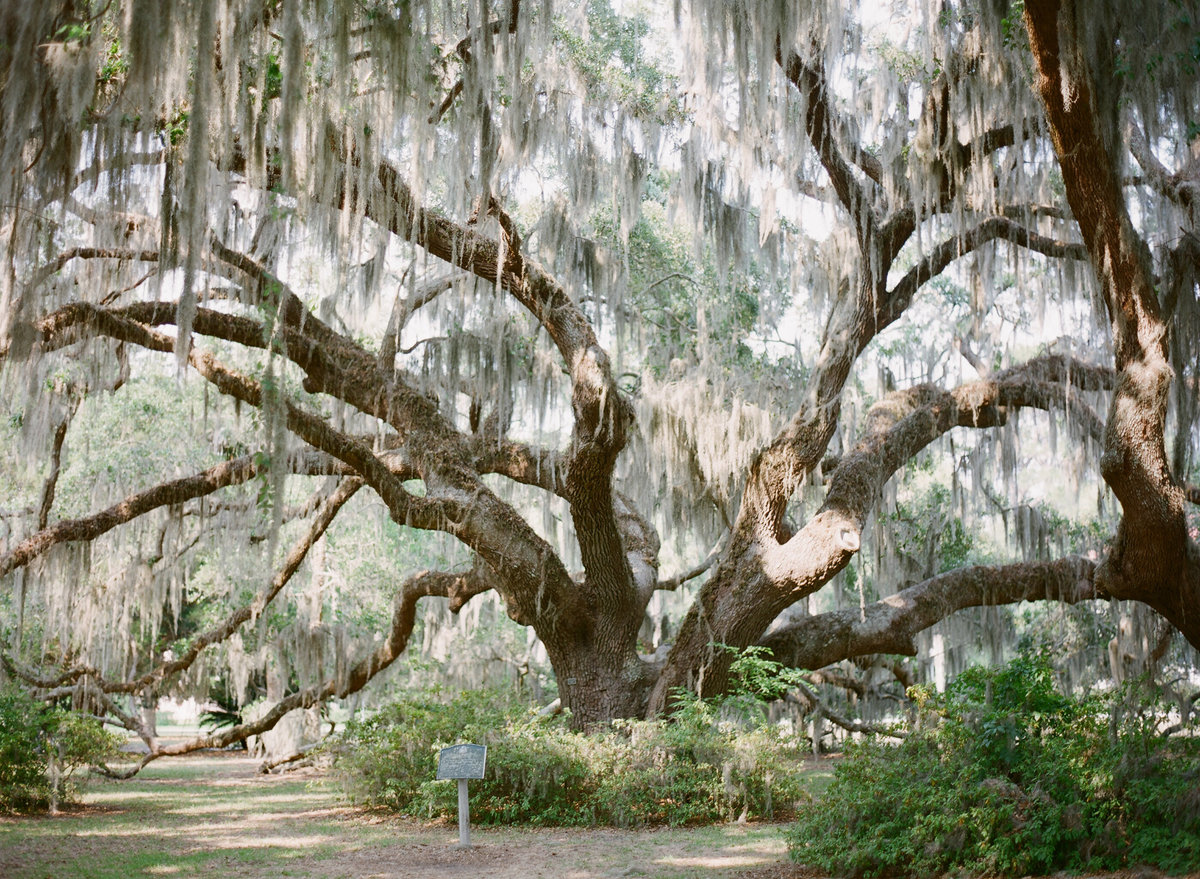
<box><xmin>0</xmin><ymin>753</ymin><xmax>834</xmax><ymax>879</ymax></box>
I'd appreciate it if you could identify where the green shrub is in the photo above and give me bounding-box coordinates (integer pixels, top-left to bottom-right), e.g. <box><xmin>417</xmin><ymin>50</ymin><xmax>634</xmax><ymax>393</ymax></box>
<box><xmin>788</xmin><ymin>652</ymin><xmax>1200</xmax><ymax>877</ymax></box>
<box><xmin>442</xmin><ymin>723</ymin><xmax>602</xmax><ymax>825</ymax></box>
<box><xmin>0</xmin><ymin>686</ymin><xmax>122</xmax><ymax>812</ymax></box>
<box><xmin>328</xmin><ymin>684</ymin><xmax>810</xmax><ymax>826</ymax></box>
<box><xmin>327</xmin><ymin>687</ymin><xmax>513</xmax><ymax>812</ymax></box>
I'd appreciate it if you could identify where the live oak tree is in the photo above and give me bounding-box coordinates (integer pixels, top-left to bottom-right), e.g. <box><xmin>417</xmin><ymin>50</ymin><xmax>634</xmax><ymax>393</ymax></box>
<box><xmin>1</xmin><ymin>0</ymin><xmax>1197</xmax><ymax>763</ymax></box>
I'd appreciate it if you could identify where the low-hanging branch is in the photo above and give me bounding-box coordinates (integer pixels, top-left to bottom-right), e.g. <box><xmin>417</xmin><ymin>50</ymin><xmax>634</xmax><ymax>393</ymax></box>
<box><xmin>0</xmin><ymin>454</ymin><xmax>259</xmax><ymax>580</ymax></box>
<box><xmin>786</xmin><ymin>682</ymin><xmax>907</xmax><ymax>740</ymax></box>
<box><xmin>100</xmin><ymin>563</ymin><xmax>494</xmax><ymax>778</ymax></box>
<box><xmin>140</xmin><ymin>479</ymin><xmax>363</xmax><ymax>692</ymax></box>
<box><xmin>5</xmin><ymin>478</ymin><xmax>361</xmax><ymax>703</ymax></box>
<box><xmin>0</xmin><ymin>423</ymin><xmax>388</xmax><ymax>583</ymax></box>
<box><xmin>759</xmin><ymin>556</ymin><xmax>1098</xmax><ymax>671</ymax></box>
<box><xmin>35</xmin><ymin>302</ymin><xmax>438</xmax><ymax>528</ymax></box>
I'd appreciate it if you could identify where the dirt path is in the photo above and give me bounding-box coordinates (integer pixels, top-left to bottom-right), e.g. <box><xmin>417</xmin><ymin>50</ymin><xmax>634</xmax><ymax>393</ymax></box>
<box><xmin>0</xmin><ymin>753</ymin><xmax>804</xmax><ymax>879</ymax></box>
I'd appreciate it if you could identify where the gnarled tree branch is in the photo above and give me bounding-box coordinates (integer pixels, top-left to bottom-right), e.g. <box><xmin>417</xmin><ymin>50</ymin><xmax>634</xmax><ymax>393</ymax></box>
<box><xmin>99</xmin><ymin>563</ymin><xmax>494</xmax><ymax>777</ymax></box>
<box><xmin>759</xmin><ymin>556</ymin><xmax>1097</xmax><ymax>670</ymax></box>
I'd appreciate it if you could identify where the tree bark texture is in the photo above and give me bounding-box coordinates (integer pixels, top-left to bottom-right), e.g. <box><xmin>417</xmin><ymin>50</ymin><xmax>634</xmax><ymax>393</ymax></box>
<box><xmin>1025</xmin><ymin>0</ymin><xmax>1200</xmax><ymax>646</ymax></box>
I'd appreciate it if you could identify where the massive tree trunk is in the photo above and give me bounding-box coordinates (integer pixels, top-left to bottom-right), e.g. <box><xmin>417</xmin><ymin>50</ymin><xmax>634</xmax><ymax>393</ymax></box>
<box><xmin>1024</xmin><ymin>0</ymin><xmax>1200</xmax><ymax>645</ymax></box>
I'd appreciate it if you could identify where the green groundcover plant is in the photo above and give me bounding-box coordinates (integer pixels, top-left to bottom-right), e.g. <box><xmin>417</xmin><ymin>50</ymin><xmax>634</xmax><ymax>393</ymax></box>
<box><xmin>788</xmin><ymin>652</ymin><xmax>1200</xmax><ymax>877</ymax></box>
<box><xmin>328</xmin><ymin>654</ymin><xmax>814</xmax><ymax>827</ymax></box>
<box><xmin>0</xmin><ymin>685</ymin><xmax>122</xmax><ymax>812</ymax></box>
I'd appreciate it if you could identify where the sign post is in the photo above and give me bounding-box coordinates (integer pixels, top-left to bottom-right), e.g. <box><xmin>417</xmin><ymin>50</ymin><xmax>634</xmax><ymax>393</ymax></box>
<box><xmin>436</xmin><ymin>744</ymin><xmax>487</xmax><ymax>849</ymax></box>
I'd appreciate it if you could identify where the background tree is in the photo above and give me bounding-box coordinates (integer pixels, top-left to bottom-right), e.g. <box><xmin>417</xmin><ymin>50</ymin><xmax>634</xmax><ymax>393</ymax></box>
<box><xmin>0</xmin><ymin>0</ymin><xmax>1197</xmax><ymax>761</ymax></box>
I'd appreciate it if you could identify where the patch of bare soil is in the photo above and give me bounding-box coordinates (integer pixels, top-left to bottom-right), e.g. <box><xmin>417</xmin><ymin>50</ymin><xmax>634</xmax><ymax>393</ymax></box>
<box><xmin>282</xmin><ymin>822</ymin><xmax>791</xmax><ymax>879</ymax></box>
<box><xmin>3</xmin><ymin>752</ymin><xmax>796</xmax><ymax>879</ymax></box>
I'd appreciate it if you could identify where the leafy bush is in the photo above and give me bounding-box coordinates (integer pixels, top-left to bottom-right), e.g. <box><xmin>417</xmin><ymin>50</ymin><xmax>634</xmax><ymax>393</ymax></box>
<box><xmin>328</xmin><ymin>684</ymin><xmax>810</xmax><ymax>826</ymax></box>
<box><xmin>431</xmin><ymin>722</ymin><xmax>604</xmax><ymax>825</ymax></box>
<box><xmin>0</xmin><ymin>686</ymin><xmax>122</xmax><ymax>812</ymax></box>
<box><xmin>327</xmin><ymin>688</ymin><xmax>513</xmax><ymax>813</ymax></box>
<box><xmin>788</xmin><ymin>652</ymin><xmax>1200</xmax><ymax>877</ymax></box>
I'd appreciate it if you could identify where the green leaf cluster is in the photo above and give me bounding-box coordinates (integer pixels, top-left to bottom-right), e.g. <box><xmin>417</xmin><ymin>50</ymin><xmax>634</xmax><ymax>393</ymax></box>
<box><xmin>0</xmin><ymin>686</ymin><xmax>122</xmax><ymax>813</ymax></box>
<box><xmin>590</xmin><ymin>199</ymin><xmax>774</xmax><ymax>377</ymax></box>
<box><xmin>554</xmin><ymin>0</ymin><xmax>683</xmax><ymax>124</ymax></box>
<box><xmin>788</xmin><ymin>651</ymin><xmax>1200</xmax><ymax>876</ymax></box>
<box><xmin>883</xmin><ymin>481</ymin><xmax>979</xmax><ymax>577</ymax></box>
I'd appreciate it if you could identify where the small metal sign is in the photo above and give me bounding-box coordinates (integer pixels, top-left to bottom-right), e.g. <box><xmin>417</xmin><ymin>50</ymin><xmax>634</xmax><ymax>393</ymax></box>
<box><xmin>436</xmin><ymin>743</ymin><xmax>487</xmax><ymax>780</ymax></box>
<box><xmin>436</xmin><ymin>744</ymin><xmax>487</xmax><ymax>849</ymax></box>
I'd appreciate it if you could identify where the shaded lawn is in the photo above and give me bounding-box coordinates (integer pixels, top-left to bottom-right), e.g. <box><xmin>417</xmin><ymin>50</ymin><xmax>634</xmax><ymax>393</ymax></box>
<box><xmin>0</xmin><ymin>753</ymin><xmax>833</xmax><ymax>879</ymax></box>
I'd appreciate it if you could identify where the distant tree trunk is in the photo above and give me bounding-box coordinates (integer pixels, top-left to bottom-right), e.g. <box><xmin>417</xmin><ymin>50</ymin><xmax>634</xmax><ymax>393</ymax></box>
<box><xmin>139</xmin><ymin>693</ymin><xmax>157</xmax><ymax>741</ymax></box>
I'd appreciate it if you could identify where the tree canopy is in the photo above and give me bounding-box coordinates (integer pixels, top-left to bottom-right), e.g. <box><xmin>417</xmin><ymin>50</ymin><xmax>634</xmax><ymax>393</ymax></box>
<box><xmin>1</xmin><ymin>0</ymin><xmax>1198</xmax><ymax>760</ymax></box>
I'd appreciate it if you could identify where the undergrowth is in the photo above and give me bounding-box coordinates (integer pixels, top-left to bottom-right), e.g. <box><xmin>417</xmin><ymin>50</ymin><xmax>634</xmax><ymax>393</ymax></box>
<box><xmin>328</xmin><ymin>651</ymin><xmax>815</xmax><ymax>827</ymax></box>
<box><xmin>0</xmin><ymin>685</ymin><xmax>122</xmax><ymax>812</ymax></box>
<box><xmin>788</xmin><ymin>651</ymin><xmax>1200</xmax><ymax>877</ymax></box>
